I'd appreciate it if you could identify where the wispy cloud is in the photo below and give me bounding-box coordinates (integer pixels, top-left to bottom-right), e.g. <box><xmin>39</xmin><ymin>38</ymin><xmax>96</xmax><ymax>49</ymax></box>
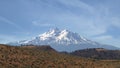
<box><xmin>36</xmin><ymin>0</ymin><xmax>108</xmax><ymax>36</ymax></box>
<box><xmin>0</xmin><ymin>16</ymin><xmax>23</xmax><ymax>30</ymax></box>
<box><xmin>57</xmin><ymin>0</ymin><xmax>94</xmax><ymax>13</ymax></box>
<box><xmin>92</xmin><ymin>35</ymin><xmax>120</xmax><ymax>47</ymax></box>
<box><xmin>111</xmin><ymin>17</ymin><xmax>120</xmax><ymax>27</ymax></box>
<box><xmin>32</xmin><ymin>21</ymin><xmax>55</xmax><ymax>27</ymax></box>
<box><xmin>30</xmin><ymin>0</ymin><xmax>120</xmax><ymax>37</ymax></box>
<box><xmin>0</xmin><ymin>33</ymin><xmax>33</xmax><ymax>44</ymax></box>
<box><xmin>93</xmin><ymin>35</ymin><xmax>113</xmax><ymax>41</ymax></box>
<box><xmin>48</xmin><ymin>0</ymin><xmax>120</xmax><ymax>47</ymax></box>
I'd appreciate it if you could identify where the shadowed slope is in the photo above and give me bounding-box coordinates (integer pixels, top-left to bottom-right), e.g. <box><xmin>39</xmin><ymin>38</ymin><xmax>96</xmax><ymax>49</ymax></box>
<box><xmin>71</xmin><ymin>48</ymin><xmax>120</xmax><ymax>60</ymax></box>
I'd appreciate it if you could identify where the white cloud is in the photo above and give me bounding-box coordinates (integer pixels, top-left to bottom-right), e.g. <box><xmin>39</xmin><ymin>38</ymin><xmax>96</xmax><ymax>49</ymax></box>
<box><xmin>32</xmin><ymin>21</ymin><xmax>55</xmax><ymax>27</ymax></box>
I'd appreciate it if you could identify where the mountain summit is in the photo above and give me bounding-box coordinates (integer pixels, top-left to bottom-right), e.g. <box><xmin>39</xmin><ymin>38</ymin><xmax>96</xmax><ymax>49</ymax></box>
<box><xmin>37</xmin><ymin>28</ymin><xmax>88</xmax><ymax>45</ymax></box>
<box><xmin>9</xmin><ymin>28</ymin><xmax>119</xmax><ymax>52</ymax></box>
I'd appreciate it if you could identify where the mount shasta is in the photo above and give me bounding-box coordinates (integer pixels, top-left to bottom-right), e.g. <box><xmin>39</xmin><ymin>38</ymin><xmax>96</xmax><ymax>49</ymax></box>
<box><xmin>9</xmin><ymin>28</ymin><xmax>119</xmax><ymax>52</ymax></box>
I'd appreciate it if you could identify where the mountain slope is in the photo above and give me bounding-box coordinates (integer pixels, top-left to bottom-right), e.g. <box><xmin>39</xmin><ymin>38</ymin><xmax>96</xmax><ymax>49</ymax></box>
<box><xmin>9</xmin><ymin>28</ymin><xmax>119</xmax><ymax>52</ymax></box>
<box><xmin>0</xmin><ymin>44</ymin><xmax>120</xmax><ymax>68</ymax></box>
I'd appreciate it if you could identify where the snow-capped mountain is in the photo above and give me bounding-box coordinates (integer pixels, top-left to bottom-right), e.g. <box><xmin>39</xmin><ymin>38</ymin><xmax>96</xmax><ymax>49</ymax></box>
<box><xmin>9</xmin><ymin>28</ymin><xmax>119</xmax><ymax>52</ymax></box>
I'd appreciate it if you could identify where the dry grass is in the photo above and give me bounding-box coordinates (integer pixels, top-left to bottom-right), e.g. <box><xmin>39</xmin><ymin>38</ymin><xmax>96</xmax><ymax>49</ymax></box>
<box><xmin>0</xmin><ymin>44</ymin><xmax>120</xmax><ymax>68</ymax></box>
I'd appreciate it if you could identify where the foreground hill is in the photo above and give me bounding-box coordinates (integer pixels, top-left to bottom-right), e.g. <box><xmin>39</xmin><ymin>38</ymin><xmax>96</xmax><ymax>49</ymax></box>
<box><xmin>70</xmin><ymin>48</ymin><xmax>120</xmax><ymax>60</ymax></box>
<box><xmin>0</xmin><ymin>44</ymin><xmax>120</xmax><ymax>68</ymax></box>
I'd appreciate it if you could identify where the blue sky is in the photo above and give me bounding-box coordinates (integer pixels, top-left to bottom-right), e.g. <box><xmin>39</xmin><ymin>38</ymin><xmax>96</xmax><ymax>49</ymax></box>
<box><xmin>0</xmin><ymin>0</ymin><xmax>120</xmax><ymax>47</ymax></box>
